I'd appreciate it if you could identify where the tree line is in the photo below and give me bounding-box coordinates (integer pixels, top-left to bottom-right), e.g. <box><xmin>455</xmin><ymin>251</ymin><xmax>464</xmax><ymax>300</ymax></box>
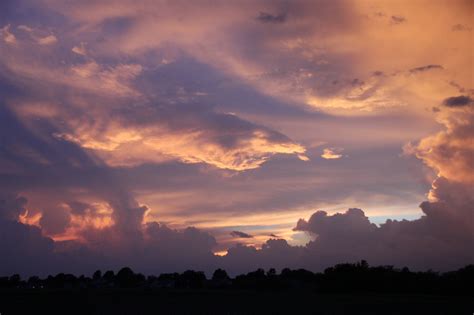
<box><xmin>1</xmin><ymin>261</ymin><xmax>473</xmax><ymax>295</ymax></box>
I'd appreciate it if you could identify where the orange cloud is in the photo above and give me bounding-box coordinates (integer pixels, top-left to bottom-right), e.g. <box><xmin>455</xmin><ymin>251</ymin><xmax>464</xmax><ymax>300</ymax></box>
<box><xmin>36</xmin><ymin>34</ymin><xmax>57</xmax><ymax>45</ymax></box>
<box><xmin>409</xmin><ymin>106</ymin><xmax>474</xmax><ymax>185</ymax></box>
<box><xmin>58</xmin><ymin>123</ymin><xmax>307</xmax><ymax>171</ymax></box>
<box><xmin>72</xmin><ymin>42</ymin><xmax>87</xmax><ymax>55</ymax></box>
<box><xmin>1</xmin><ymin>24</ymin><xmax>16</xmax><ymax>44</ymax></box>
<box><xmin>321</xmin><ymin>148</ymin><xmax>344</xmax><ymax>160</ymax></box>
<box><xmin>43</xmin><ymin>0</ymin><xmax>467</xmax><ymax>117</ymax></box>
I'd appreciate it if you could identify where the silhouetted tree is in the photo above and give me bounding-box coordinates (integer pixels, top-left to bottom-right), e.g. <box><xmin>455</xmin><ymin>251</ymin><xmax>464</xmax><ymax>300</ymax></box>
<box><xmin>9</xmin><ymin>274</ymin><xmax>21</xmax><ymax>288</ymax></box>
<box><xmin>266</xmin><ymin>268</ymin><xmax>276</xmax><ymax>277</ymax></box>
<box><xmin>211</xmin><ymin>269</ymin><xmax>231</xmax><ymax>288</ymax></box>
<box><xmin>102</xmin><ymin>270</ymin><xmax>115</xmax><ymax>287</ymax></box>
<box><xmin>0</xmin><ymin>262</ymin><xmax>472</xmax><ymax>296</ymax></box>
<box><xmin>212</xmin><ymin>268</ymin><xmax>230</xmax><ymax>281</ymax></box>
<box><xmin>93</xmin><ymin>270</ymin><xmax>102</xmax><ymax>281</ymax></box>
<box><xmin>116</xmin><ymin>267</ymin><xmax>145</xmax><ymax>288</ymax></box>
<box><xmin>178</xmin><ymin>270</ymin><xmax>206</xmax><ymax>289</ymax></box>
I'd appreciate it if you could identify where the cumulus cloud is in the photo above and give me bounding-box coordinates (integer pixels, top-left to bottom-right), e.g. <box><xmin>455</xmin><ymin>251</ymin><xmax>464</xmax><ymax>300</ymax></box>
<box><xmin>410</xmin><ymin>106</ymin><xmax>474</xmax><ymax>184</ymax></box>
<box><xmin>0</xmin><ymin>218</ymin><xmax>58</xmax><ymax>276</ymax></box>
<box><xmin>219</xmin><ymin>98</ymin><xmax>474</xmax><ymax>272</ymax></box>
<box><xmin>0</xmin><ymin>195</ymin><xmax>58</xmax><ymax>276</ymax></box>
<box><xmin>290</xmin><ymin>97</ymin><xmax>468</xmax><ymax>270</ymax></box>
<box><xmin>71</xmin><ymin>171</ymin><xmax>474</xmax><ymax>274</ymax></box>
<box><xmin>292</xmin><ymin>194</ymin><xmax>473</xmax><ymax>270</ymax></box>
<box><xmin>0</xmin><ymin>193</ymin><xmax>218</xmax><ymax>276</ymax></box>
<box><xmin>295</xmin><ymin>208</ymin><xmax>376</xmax><ymax>238</ymax></box>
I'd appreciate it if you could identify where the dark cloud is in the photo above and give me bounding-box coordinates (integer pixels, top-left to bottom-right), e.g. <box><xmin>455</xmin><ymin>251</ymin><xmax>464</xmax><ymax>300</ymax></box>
<box><xmin>449</xmin><ymin>81</ymin><xmax>466</xmax><ymax>93</ymax></box>
<box><xmin>391</xmin><ymin>15</ymin><xmax>406</xmax><ymax>24</ymax></box>
<box><xmin>0</xmin><ymin>194</ymin><xmax>27</xmax><ymax>221</ymax></box>
<box><xmin>0</xmin><ymin>194</ymin><xmax>219</xmax><ymax>276</ymax></box>
<box><xmin>39</xmin><ymin>206</ymin><xmax>72</xmax><ymax>235</ymax></box>
<box><xmin>80</xmin><ymin>222</ymin><xmax>218</xmax><ymax>275</ymax></box>
<box><xmin>442</xmin><ymin>95</ymin><xmax>473</xmax><ymax>107</ymax></box>
<box><xmin>409</xmin><ymin>64</ymin><xmax>443</xmax><ymax>73</ymax></box>
<box><xmin>452</xmin><ymin>24</ymin><xmax>472</xmax><ymax>31</ymax></box>
<box><xmin>256</xmin><ymin>12</ymin><xmax>286</xmax><ymax>24</ymax></box>
<box><xmin>67</xmin><ymin>201</ymin><xmax>91</xmax><ymax>215</ymax></box>
<box><xmin>145</xmin><ymin>224</ymin><xmax>216</xmax><ymax>257</ymax></box>
<box><xmin>230</xmin><ymin>230</ymin><xmax>253</xmax><ymax>238</ymax></box>
<box><xmin>0</xmin><ymin>214</ymin><xmax>57</xmax><ymax>276</ymax></box>
<box><xmin>294</xmin><ymin>208</ymin><xmax>376</xmax><ymax>240</ymax></box>
<box><xmin>219</xmin><ymin>184</ymin><xmax>472</xmax><ymax>274</ymax></box>
<box><xmin>293</xmin><ymin>196</ymin><xmax>472</xmax><ymax>270</ymax></box>
<box><xmin>0</xmin><ymin>196</ymin><xmax>57</xmax><ymax>275</ymax></box>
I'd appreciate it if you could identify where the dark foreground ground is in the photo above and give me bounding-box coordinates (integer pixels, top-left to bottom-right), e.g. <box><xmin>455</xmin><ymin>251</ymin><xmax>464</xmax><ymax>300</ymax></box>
<box><xmin>0</xmin><ymin>289</ymin><xmax>472</xmax><ymax>315</ymax></box>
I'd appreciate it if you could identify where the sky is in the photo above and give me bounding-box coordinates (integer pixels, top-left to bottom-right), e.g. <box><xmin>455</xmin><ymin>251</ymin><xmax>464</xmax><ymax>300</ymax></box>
<box><xmin>0</xmin><ymin>0</ymin><xmax>473</xmax><ymax>276</ymax></box>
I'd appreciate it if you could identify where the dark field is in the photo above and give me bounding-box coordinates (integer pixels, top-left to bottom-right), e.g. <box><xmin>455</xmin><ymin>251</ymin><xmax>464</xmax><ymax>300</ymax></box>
<box><xmin>0</xmin><ymin>289</ymin><xmax>473</xmax><ymax>315</ymax></box>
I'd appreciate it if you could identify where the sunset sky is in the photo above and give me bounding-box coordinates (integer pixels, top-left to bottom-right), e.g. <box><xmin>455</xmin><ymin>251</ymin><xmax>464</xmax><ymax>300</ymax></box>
<box><xmin>0</xmin><ymin>0</ymin><xmax>472</xmax><ymax>276</ymax></box>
